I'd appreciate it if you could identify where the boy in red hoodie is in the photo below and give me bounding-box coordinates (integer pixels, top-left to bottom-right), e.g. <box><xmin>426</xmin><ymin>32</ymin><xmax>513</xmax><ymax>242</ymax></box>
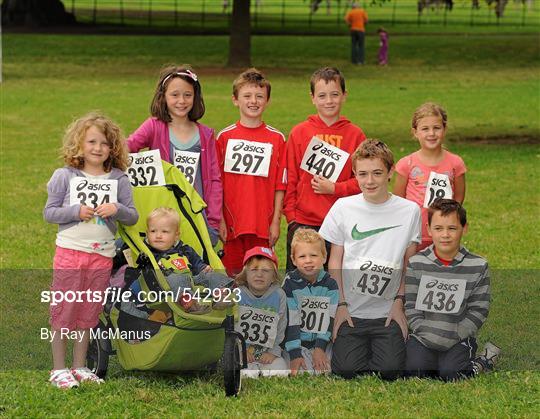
<box><xmin>284</xmin><ymin>67</ymin><xmax>366</xmax><ymax>271</ymax></box>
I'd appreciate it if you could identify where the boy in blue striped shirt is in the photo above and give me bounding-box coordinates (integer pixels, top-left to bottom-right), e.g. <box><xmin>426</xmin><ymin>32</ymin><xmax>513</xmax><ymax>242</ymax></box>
<box><xmin>283</xmin><ymin>229</ymin><xmax>339</xmax><ymax>375</ymax></box>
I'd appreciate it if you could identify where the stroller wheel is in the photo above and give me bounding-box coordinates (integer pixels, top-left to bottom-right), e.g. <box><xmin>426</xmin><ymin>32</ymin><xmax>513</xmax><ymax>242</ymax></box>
<box><xmin>223</xmin><ymin>333</ymin><xmax>243</xmax><ymax>397</ymax></box>
<box><xmin>86</xmin><ymin>320</ymin><xmax>110</xmax><ymax>379</ymax></box>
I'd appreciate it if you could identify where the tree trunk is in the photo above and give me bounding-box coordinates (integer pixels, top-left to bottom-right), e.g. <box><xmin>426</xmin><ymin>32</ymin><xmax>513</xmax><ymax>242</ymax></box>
<box><xmin>227</xmin><ymin>0</ymin><xmax>251</xmax><ymax>68</ymax></box>
<box><xmin>2</xmin><ymin>0</ymin><xmax>76</xmax><ymax>26</ymax></box>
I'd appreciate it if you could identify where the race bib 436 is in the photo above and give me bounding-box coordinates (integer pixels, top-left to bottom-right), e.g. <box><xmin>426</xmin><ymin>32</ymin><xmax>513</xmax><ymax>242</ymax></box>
<box><xmin>415</xmin><ymin>275</ymin><xmax>466</xmax><ymax>314</ymax></box>
<box><xmin>224</xmin><ymin>139</ymin><xmax>272</xmax><ymax>177</ymax></box>
<box><xmin>300</xmin><ymin>136</ymin><xmax>350</xmax><ymax>183</ymax></box>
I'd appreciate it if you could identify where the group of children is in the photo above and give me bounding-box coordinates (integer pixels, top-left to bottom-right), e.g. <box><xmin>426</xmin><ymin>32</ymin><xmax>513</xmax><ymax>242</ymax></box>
<box><xmin>44</xmin><ymin>64</ymin><xmax>498</xmax><ymax>388</ymax></box>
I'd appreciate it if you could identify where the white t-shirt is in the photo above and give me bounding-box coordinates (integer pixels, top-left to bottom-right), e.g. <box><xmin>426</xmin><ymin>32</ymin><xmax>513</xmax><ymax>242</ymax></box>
<box><xmin>319</xmin><ymin>193</ymin><xmax>421</xmax><ymax>319</ymax></box>
<box><xmin>56</xmin><ymin>172</ymin><xmax>116</xmax><ymax>257</ymax></box>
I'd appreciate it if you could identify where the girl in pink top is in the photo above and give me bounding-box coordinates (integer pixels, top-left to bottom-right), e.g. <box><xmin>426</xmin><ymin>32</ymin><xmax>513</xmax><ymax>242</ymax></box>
<box><xmin>394</xmin><ymin>103</ymin><xmax>466</xmax><ymax>250</ymax></box>
<box><xmin>127</xmin><ymin>65</ymin><xmax>222</xmax><ymax>245</ymax></box>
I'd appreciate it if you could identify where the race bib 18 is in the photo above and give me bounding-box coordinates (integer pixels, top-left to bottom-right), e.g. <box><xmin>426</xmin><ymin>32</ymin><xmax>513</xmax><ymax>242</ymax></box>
<box><xmin>224</xmin><ymin>139</ymin><xmax>272</xmax><ymax>177</ymax></box>
<box><xmin>126</xmin><ymin>150</ymin><xmax>166</xmax><ymax>187</ymax></box>
<box><xmin>69</xmin><ymin>177</ymin><xmax>118</xmax><ymax>208</ymax></box>
<box><xmin>350</xmin><ymin>257</ymin><xmax>402</xmax><ymax>299</ymax></box>
<box><xmin>299</xmin><ymin>136</ymin><xmax>350</xmax><ymax>183</ymax></box>
<box><xmin>415</xmin><ymin>275</ymin><xmax>466</xmax><ymax>314</ymax></box>
<box><xmin>423</xmin><ymin>171</ymin><xmax>453</xmax><ymax>208</ymax></box>
<box><xmin>235</xmin><ymin>306</ymin><xmax>278</xmax><ymax>349</ymax></box>
<box><xmin>173</xmin><ymin>150</ymin><xmax>200</xmax><ymax>186</ymax></box>
<box><xmin>300</xmin><ymin>296</ymin><xmax>331</xmax><ymax>333</ymax></box>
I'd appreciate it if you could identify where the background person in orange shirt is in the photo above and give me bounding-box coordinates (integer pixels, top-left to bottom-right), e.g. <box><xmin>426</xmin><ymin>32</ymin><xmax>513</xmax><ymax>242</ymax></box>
<box><xmin>344</xmin><ymin>2</ymin><xmax>369</xmax><ymax>65</ymax></box>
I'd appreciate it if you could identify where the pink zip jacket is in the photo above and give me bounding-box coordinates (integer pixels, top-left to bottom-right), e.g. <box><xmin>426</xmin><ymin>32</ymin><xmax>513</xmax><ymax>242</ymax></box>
<box><xmin>127</xmin><ymin>117</ymin><xmax>222</xmax><ymax>230</ymax></box>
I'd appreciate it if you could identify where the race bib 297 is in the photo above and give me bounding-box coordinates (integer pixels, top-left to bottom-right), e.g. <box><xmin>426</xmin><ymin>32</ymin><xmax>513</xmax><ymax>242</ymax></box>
<box><xmin>224</xmin><ymin>139</ymin><xmax>272</xmax><ymax>177</ymax></box>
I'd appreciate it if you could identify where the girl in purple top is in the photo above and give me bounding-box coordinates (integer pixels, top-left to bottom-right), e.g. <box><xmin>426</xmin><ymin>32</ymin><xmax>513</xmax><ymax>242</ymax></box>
<box><xmin>44</xmin><ymin>113</ymin><xmax>138</xmax><ymax>388</ymax></box>
<box><xmin>378</xmin><ymin>27</ymin><xmax>389</xmax><ymax>66</ymax></box>
<box><xmin>127</xmin><ymin>65</ymin><xmax>222</xmax><ymax>245</ymax></box>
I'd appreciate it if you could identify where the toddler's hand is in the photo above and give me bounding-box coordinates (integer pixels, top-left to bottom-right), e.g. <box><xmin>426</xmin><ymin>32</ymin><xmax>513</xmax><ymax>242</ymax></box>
<box><xmin>290</xmin><ymin>357</ymin><xmax>307</xmax><ymax>376</ymax></box>
<box><xmin>311</xmin><ymin>175</ymin><xmax>335</xmax><ymax>195</ymax></box>
<box><xmin>312</xmin><ymin>347</ymin><xmax>330</xmax><ymax>373</ymax></box>
<box><xmin>258</xmin><ymin>352</ymin><xmax>277</xmax><ymax>364</ymax></box>
<box><xmin>95</xmin><ymin>203</ymin><xmax>118</xmax><ymax>219</ymax></box>
<box><xmin>202</xmin><ymin>265</ymin><xmax>213</xmax><ymax>273</ymax></box>
<box><xmin>79</xmin><ymin>205</ymin><xmax>94</xmax><ymax>221</ymax></box>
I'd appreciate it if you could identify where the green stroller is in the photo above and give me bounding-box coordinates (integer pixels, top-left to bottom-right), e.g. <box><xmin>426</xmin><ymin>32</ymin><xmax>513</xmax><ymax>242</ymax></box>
<box><xmin>86</xmin><ymin>160</ymin><xmax>246</xmax><ymax>396</ymax></box>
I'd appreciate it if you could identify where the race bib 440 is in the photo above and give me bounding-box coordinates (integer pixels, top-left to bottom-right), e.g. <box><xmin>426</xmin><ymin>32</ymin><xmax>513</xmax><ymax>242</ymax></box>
<box><xmin>235</xmin><ymin>306</ymin><xmax>278</xmax><ymax>349</ymax></box>
<box><xmin>69</xmin><ymin>177</ymin><xmax>118</xmax><ymax>208</ymax></box>
<box><xmin>350</xmin><ymin>257</ymin><xmax>402</xmax><ymax>299</ymax></box>
<box><xmin>415</xmin><ymin>275</ymin><xmax>466</xmax><ymax>314</ymax></box>
<box><xmin>300</xmin><ymin>136</ymin><xmax>350</xmax><ymax>183</ymax></box>
<box><xmin>224</xmin><ymin>139</ymin><xmax>272</xmax><ymax>177</ymax></box>
<box><xmin>126</xmin><ymin>150</ymin><xmax>166</xmax><ymax>187</ymax></box>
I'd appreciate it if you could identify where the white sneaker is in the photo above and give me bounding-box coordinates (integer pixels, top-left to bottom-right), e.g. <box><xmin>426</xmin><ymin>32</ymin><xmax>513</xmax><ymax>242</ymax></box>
<box><xmin>49</xmin><ymin>369</ymin><xmax>79</xmax><ymax>389</ymax></box>
<box><xmin>473</xmin><ymin>342</ymin><xmax>501</xmax><ymax>374</ymax></box>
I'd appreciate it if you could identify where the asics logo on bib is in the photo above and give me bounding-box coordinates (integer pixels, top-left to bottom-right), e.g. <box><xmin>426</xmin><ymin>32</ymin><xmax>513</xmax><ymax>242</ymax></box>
<box><xmin>431</xmin><ymin>178</ymin><xmax>448</xmax><ymax>187</ymax></box>
<box><xmin>426</xmin><ymin>279</ymin><xmax>459</xmax><ymax>292</ymax></box>
<box><xmin>311</xmin><ymin>142</ymin><xmax>342</xmax><ymax>161</ymax></box>
<box><xmin>240</xmin><ymin>309</ymin><xmax>276</xmax><ymax>323</ymax></box>
<box><xmin>75</xmin><ymin>180</ymin><xmax>111</xmax><ymax>192</ymax></box>
<box><xmin>232</xmin><ymin>141</ymin><xmax>266</xmax><ymax>154</ymax></box>
<box><xmin>359</xmin><ymin>260</ymin><xmax>394</xmax><ymax>276</ymax></box>
<box><xmin>133</xmin><ymin>155</ymin><xmax>155</xmax><ymax>164</ymax></box>
<box><xmin>175</xmin><ymin>155</ymin><xmax>197</xmax><ymax>164</ymax></box>
<box><xmin>351</xmin><ymin>225</ymin><xmax>401</xmax><ymax>240</ymax></box>
<box><xmin>301</xmin><ymin>299</ymin><xmax>329</xmax><ymax>310</ymax></box>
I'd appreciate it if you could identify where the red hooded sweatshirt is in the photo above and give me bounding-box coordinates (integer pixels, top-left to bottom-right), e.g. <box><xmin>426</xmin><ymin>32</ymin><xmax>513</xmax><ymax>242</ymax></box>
<box><xmin>284</xmin><ymin>114</ymin><xmax>366</xmax><ymax>226</ymax></box>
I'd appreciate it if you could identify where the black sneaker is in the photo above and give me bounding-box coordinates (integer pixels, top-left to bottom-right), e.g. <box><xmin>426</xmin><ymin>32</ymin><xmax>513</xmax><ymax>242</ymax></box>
<box><xmin>473</xmin><ymin>342</ymin><xmax>501</xmax><ymax>374</ymax></box>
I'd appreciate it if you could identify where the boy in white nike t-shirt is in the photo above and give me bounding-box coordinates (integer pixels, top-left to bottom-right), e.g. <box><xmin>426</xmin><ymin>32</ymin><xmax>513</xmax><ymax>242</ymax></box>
<box><xmin>319</xmin><ymin>139</ymin><xmax>421</xmax><ymax>379</ymax></box>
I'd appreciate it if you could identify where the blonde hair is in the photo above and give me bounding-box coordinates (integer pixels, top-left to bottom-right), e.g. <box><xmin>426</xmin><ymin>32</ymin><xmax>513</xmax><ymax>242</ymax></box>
<box><xmin>146</xmin><ymin>207</ymin><xmax>180</xmax><ymax>230</ymax></box>
<box><xmin>62</xmin><ymin>112</ymin><xmax>129</xmax><ymax>172</ymax></box>
<box><xmin>411</xmin><ymin>102</ymin><xmax>448</xmax><ymax>129</ymax></box>
<box><xmin>351</xmin><ymin>139</ymin><xmax>394</xmax><ymax>172</ymax></box>
<box><xmin>235</xmin><ymin>256</ymin><xmax>280</xmax><ymax>287</ymax></box>
<box><xmin>291</xmin><ymin>228</ymin><xmax>327</xmax><ymax>260</ymax></box>
<box><xmin>232</xmin><ymin>68</ymin><xmax>271</xmax><ymax>100</ymax></box>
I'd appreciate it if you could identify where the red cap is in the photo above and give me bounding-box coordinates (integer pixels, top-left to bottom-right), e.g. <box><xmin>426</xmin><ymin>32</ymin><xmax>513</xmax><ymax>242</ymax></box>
<box><xmin>242</xmin><ymin>246</ymin><xmax>278</xmax><ymax>267</ymax></box>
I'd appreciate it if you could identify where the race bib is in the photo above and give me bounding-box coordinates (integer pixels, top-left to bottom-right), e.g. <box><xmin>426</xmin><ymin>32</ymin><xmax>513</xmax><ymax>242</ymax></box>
<box><xmin>350</xmin><ymin>257</ymin><xmax>402</xmax><ymax>299</ymax></box>
<box><xmin>69</xmin><ymin>177</ymin><xmax>118</xmax><ymax>208</ymax></box>
<box><xmin>423</xmin><ymin>171</ymin><xmax>453</xmax><ymax>208</ymax></box>
<box><xmin>126</xmin><ymin>150</ymin><xmax>166</xmax><ymax>187</ymax></box>
<box><xmin>235</xmin><ymin>306</ymin><xmax>278</xmax><ymax>349</ymax></box>
<box><xmin>415</xmin><ymin>275</ymin><xmax>466</xmax><ymax>314</ymax></box>
<box><xmin>300</xmin><ymin>296</ymin><xmax>331</xmax><ymax>333</ymax></box>
<box><xmin>224</xmin><ymin>139</ymin><xmax>272</xmax><ymax>177</ymax></box>
<box><xmin>300</xmin><ymin>136</ymin><xmax>349</xmax><ymax>183</ymax></box>
<box><xmin>173</xmin><ymin>150</ymin><xmax>200</xmax><ymax>186</ymax></box>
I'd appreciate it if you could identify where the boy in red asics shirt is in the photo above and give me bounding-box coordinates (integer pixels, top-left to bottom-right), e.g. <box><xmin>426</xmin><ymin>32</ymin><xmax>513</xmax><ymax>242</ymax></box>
<box><xmin>216</xmin><ymin>69</ymin><xmax>287</xmax><ymax>276</ymax></box>
<box><xmin>284</xmin><ymin>67</ymin><xmax>366</xmax><ymax>271</ymax></box>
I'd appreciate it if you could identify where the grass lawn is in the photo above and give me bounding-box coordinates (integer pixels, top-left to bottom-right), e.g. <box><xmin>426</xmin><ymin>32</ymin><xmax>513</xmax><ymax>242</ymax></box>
<box><xmin>1</xmin><ymin>32</ymin><xmax>539</xmax><ymax>416</ymax></box>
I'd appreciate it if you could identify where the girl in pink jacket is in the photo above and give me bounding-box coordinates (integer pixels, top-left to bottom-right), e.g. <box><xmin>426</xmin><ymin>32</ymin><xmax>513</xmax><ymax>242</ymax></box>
<box><xmin>128</xmin><ymin>65</ymin><xmax>222</xmax><ymax>245</ymax></box>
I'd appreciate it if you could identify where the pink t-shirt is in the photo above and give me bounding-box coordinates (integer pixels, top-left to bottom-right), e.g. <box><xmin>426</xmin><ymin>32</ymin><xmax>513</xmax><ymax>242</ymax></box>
<box><xmin>395</xmin><ymin>150</ymin><xmax>466</xmax><ymax>246</ymax></box>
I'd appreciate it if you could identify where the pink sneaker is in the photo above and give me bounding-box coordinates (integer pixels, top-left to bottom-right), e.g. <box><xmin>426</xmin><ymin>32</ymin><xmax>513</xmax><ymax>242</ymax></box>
<box><xmin>49</xmin><ymin>369</ymin><xmax>79</xmax><ymax>389</ymax></box>
<box><xmin>71</xmin><ymin>367</ymin><xmax>104</xmax><ymax>384</ymax></box>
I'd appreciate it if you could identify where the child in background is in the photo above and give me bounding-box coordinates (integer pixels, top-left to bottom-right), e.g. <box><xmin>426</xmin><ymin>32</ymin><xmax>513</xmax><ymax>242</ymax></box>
<box><xmin>44</xmin><ymin>112</ymin><xmax>138</xmax><ymax>388</ymax></box>
<box><xmin>127</xmin><ymin>64</ymin><xmax>222</xmax><ymax>246</ymax></box>
<box><xmin>282</xmin><ymin>229</ymin><xmax>338</xmax><ymax>375</ymax></box>
<box><xmin>394</xmin><ymin>102</ymin><xmax>466</xmax><ymax>251</ymax></box>
<box><xmin>377</xmin><ymin>27</ymin><xmax>388</xmax><ymax>66</ymax></box>
<box><xmin>216</xmin><ymin>68</ymin><xmax>286</xmax><ymax>276</ymax></box>
<box><xmin>405</xmin><ymin>199</ymin><xmax>499</xmax><ymax>380</ymax></box>
<box><xmin>235</xmin><ymin>247</ymin><xmax>289</xmax><ymax>378</ymax></box>
<box><xmin>284</xmin><ymin>67</ymin><xmax>366</xmax><ymax>271</ymax></box>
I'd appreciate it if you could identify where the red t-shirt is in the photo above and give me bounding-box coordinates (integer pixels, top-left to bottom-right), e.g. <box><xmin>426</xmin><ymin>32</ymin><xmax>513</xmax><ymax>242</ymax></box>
<box><xmin>216</xmin><ymin>122</ymin><xmax>287</xmax><ymax>241</ymax></box>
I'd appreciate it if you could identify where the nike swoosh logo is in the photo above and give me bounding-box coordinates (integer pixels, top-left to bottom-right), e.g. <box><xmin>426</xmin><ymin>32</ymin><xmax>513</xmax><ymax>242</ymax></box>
<box><xmin>351</xmin><ymin>225</ymin><xmax>401</xmax><ymax>240</ymax></box>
